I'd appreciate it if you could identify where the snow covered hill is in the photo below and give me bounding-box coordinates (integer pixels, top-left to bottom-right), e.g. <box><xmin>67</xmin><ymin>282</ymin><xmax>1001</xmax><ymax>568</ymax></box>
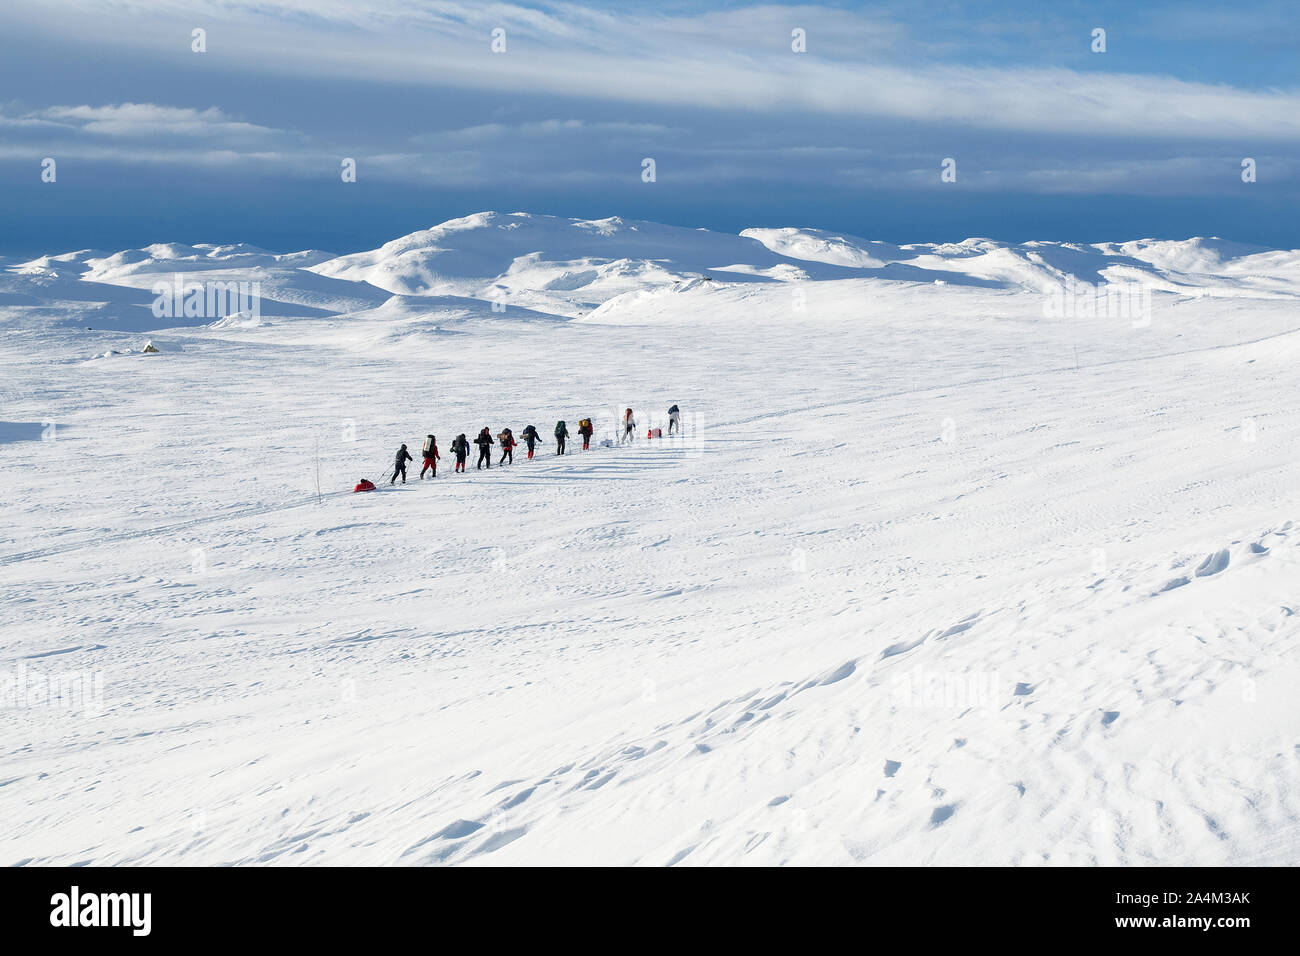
<box><xmin>1</xmin><ymin>213</ymin><xmax>1299</xmax><ymax>866</ymax></box>
<box><xmin>8</xmin><ymin>212</ymin><xmax>1300</xmax><ymax>333</ymax></box>
<box><xmin>304</xmin><ymin>211</ymin><xmax>877</xmax><ymax>316</ymax></box>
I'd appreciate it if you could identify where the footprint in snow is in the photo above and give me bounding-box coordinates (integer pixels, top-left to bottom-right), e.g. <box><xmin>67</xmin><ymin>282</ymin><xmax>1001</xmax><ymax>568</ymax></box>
<box><xmin>930</xmin><ymin>805</ymin><xmax>956</xmax><ymax>827</ymax></box>
<box><xmin>880</xmin><ymin>637</ymin><xmax>925</xmax><ymax>660</ymax></box>
<box><xmin>486</xmin><ymin>778</ymin><xmax>527</xmax><ymax>794</ymax></box>
<box><xmin>883</xmin><ymin>760</ymin><xmax>901</xmax><ymax>777</ymax></box>
<box><xmin>498</xmin><ymin>786</ymin><xmax>536</xmax><ymax>810</ymax></box>
<box><xmin>1204</xmin><ymin>816</ymin><xmax>1228</xmax><ymax>841</ymax></box>
<box><xmin>1195</xmin><ymin>549</ymin><xmax>1230</xmax><ymax>577</ymax></box>
<box><xmin>477</xmin><ymin>826</ymin><xmax>528</xmax><ymax>854</ymax></box>
<box><xmin>435</xmin><ymin>819</ymin><xmax>485</xmax><ymax>840</ymax></box>
<box><xmin>666</xmin><ymin>846</ymin><xmax>696</xmax><ymax>866</ymax></box>
<box><xmin>936</xmin><ymin>614</ymin><xmax>980</xmax><ymax>639</ymax></box>
<box><xmin>818</xmin><ymin>660</ymin><xmax>856</xmax><ymax>685</ymax></box>
<box><xmin>400</xmin><ymin>819</ymin><xmax>485</xmax><ymax>857</ymax></box>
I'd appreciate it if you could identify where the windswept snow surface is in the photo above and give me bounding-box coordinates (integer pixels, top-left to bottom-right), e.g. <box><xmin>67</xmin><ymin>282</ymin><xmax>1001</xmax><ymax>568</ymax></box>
<box><xmin>2</xmin><ymin>213</ymin><xmax>1300</xmax><ymax>866</ymax></box>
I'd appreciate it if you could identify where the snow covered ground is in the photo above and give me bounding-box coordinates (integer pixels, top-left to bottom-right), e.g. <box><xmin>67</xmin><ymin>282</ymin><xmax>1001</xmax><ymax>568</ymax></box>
<box><xmin>2</xmin><ymin>213</ymin><xmax>1299</xmax><ymax>865</ymax></box>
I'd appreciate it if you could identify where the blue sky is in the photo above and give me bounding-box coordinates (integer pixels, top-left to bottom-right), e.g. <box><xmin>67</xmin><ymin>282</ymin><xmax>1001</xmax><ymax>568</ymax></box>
<box><xmin>1</xmin><ymin>1</ymin><xmax>1297</xmax><ymax>256</ymax></box>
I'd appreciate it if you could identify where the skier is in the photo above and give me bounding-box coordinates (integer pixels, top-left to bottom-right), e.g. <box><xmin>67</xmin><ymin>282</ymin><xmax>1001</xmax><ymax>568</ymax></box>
<box><xmin>420</xmin><ymin>434</ymin><xmax>440</xmax><ymax>478</ymax></box>
<box><xmin>391</xmin><ymin>443</ymin><xmax>413</xmax><ymax>484</ymax></box>
<box><xmin>498</xmin><ymin>427</ymin><xmax>516</xmax><ymax>465</ymax></box>
<box><xmin>555</xmin><ymin>419</ymin><xmax>569</xmax><ymax>455</ymax></box>
<box><xmin>474</xmin><ymin>427</ymin><xmax>494</xmax><ymax>469</ymax></box>
<box><xmin>521</xmin><ymin>424</ymin><xmax>540</xmax><ymax>460</ymax></box>
<box><xmin>667</xmin><ymin>404</ymin><xmax>681</xmax><ymax>435</ymax></box>
<box><xmin>619</xmin><ymin>407</ymin><xmax>636</xmax><ymax>444</ymax></box>
<box><xmin>577</xmin><ymin>417</ymin><xmax>594</xmax><ymax>450</ymax></box>
<box><xmin>451</xmin><ymin>433</ymin><xmax>469</xmax><ymax>473</ymax></box>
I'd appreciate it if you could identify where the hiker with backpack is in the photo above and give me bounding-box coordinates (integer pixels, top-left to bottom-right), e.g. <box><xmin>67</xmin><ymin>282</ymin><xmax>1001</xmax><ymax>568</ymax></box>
<box><xmin>498</xmin><ymin>427</ymin><xmax>516</xmax><ymax>465</ymax></box>
<box><xmin>474</xmin><ymin>428</ymin><xmax>494</xmax><ymax>469</ymax></box>
<box><xmin>619</xmin><ymin>408</ymin><xmax>636</xmax><ymax>444</ymax></box>
<box><xmin>668</xmin><ymin>404</ymin><xmax>681</xmax><ymax>435</ymax></box>
<box><xmin>521</xmin><ymin>424</ymin><xmax>540</xmax><ymax>460</ymax></box>
<box><xmin>420</xmin><ymin>434</ymin><xmax>440</xmax><ymax>478</ymax></box>
<box><xmin>451</xmin><ymin>433</ymin><xmax>469</xmax><ymax>473</ymax></box>
<box><xmin>555</xmin><ymin>420</ymin><xmax>570</xmax><ymax>455</ymax></box>
<box><xmin>391</xmin><ymin>443</ymin><xmax>413</xmax><ymax>485</ymax></box>
<box><xmin>577</xmin><ymin>417</ymin><xmax>594</xmax><ymax>450</ymax></box>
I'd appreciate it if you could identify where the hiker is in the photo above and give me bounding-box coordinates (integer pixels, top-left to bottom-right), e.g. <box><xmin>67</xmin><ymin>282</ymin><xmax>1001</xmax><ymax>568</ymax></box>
<box><xmin>619</xmin><ymin>407</ymin><xmax>636</xmax><ymax>444</ymax></box>
<box><xmin>474</xmin><ymin>427</ymin><xmax>494</xmax><ymax>469</ymax></box>
<box><xmin>521</xmin><ymin>424</ymin><xmax>540</xmax><ymax>460</ymax></box>
<box><xmin>420</xmin><ymin>434</ymin><xmax>440</xmax><ymax>478</ymax></box>
<box><xmin>451</xmin><ymin>433</ymin><xmax>469</xmax><ymax>473</ymax></box>
<box><xmin>577</xmin><ymin>417</ymin><xmax>594</xmax><ymax>450</ymax></box>
<box><xmin>391</xmin><ymin>443</ymin><xmax>413</xmax><ymax>485</ymax></box>
<box><xmin>555</xmin><ymin>419</ymin><xmax>569</xmax><ymax>455</ymax></box>
<box><xmin>498</xmin><ymin>427</ymin><xmax>516</xmax><ymax>465</ymax></box>
<box><xmin>668</xmin><ymin>404</ymin><xmax>681</xmax><ymax>435</ymax></box>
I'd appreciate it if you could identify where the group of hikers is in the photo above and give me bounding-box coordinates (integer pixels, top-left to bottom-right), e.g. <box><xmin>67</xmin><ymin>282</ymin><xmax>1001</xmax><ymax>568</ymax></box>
<box><xmin>357</xmin><ymin>405</ymin><xmax>683</xmax><ymax>490</ymax></box>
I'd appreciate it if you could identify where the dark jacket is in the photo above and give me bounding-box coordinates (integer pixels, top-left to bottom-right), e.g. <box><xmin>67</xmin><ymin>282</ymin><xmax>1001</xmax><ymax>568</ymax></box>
<box><xmin>395</xmin><ymin>446</ymin><xmax>413</xmax><ymax>465</ymax></box>
<box><xmin>474</xmin><ymin>430</ymin><xmax>494</xmax><ymax>447</ymax></box>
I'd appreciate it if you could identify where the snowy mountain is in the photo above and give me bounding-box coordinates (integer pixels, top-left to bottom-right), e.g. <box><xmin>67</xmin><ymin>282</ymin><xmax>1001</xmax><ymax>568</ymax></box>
<box><xmin>305</xmin><ymin>211</ymin><xmax>869</xmax><ymax>316</ymax></box>
<box><xmin>7</xmin><ymin>212</ymin><xmax>1300</xmax><ymax>332</ymax></box>
<box><xmin>2</xmin><ymin>213</ymin><xmax>1299</xmax><ymax>866</ymax></box>
<box><xmin>310</xmin><ymin>212</ymin><xmax>1300</xmax><ymax>315</ymax></box>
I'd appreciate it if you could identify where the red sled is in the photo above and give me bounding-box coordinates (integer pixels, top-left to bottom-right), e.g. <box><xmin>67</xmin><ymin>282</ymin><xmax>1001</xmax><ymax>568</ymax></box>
<box><xmin>647</xmin><ymin>428</ymin><xmax>662</xmax><ymax>439</ymax></box>
<box><xmin>353</xmin><ymin>479</ymin><xmax>377</xmax><ymax>492</ymax></box>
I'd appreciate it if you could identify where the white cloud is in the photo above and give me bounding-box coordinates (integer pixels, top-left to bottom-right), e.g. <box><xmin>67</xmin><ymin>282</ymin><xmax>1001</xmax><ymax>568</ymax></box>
<box><xmin>420</xmin><ymin>119</ymin><xmax>674</xmax><ymax>145</ymax></box>
<box><xmin>39</xmin><ymin>103</ymin><xmax>279</xmax><ymax>138</ymax></box>
<box><xmin>0</xmin><ymin>102</ymin><xmax>301</xmax><ymax>169</ymax></box>
<box><xmin>8</xmin><ymin>2</ymin><xmax>1300</xmax><ymax>140</ymax></box>
<box><xmin>1</xmin><ymin>98</ymin><xmax>1289</xmax><ymax>198</ymax></box>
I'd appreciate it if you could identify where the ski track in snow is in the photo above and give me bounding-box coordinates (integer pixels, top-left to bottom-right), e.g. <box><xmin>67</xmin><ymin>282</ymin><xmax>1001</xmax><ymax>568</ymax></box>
<box><xmin>2</xmin><ymin>218</ymin><xmax>1300</xmax><ymax>865</ymax></box>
